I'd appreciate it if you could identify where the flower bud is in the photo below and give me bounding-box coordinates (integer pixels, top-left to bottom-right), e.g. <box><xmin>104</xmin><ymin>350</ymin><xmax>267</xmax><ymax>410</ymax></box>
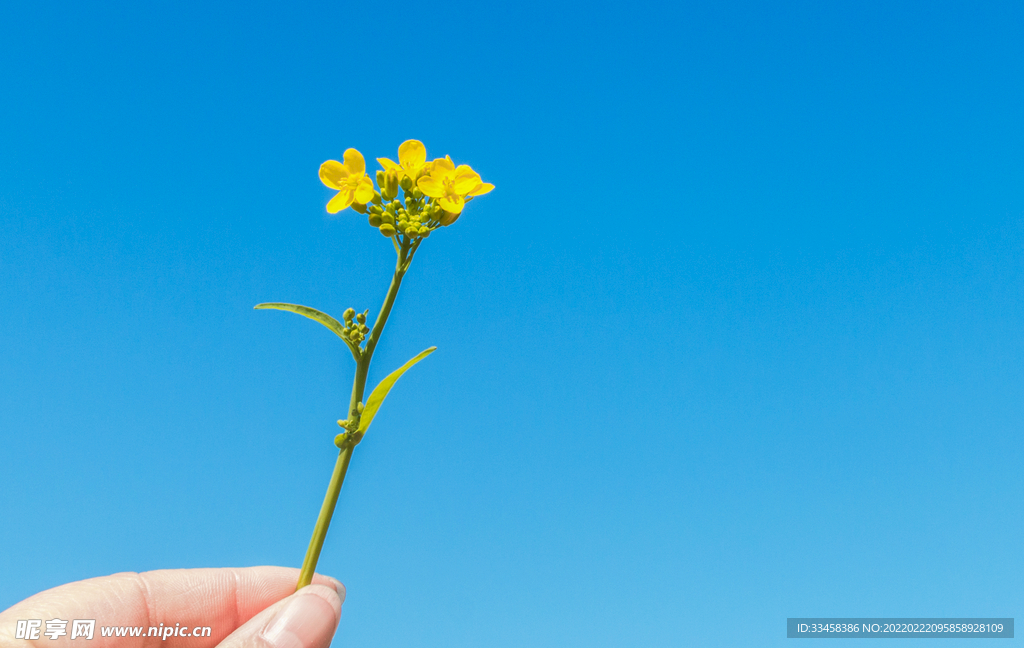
<box><xmin>379</xmin><ymin>223</ymin><xmax>397</xmax><ymax>237</ymax></box>
<box><xmin>368</xmin><ymin>203</ymin><xmax>383</xmax><ymax>214</ymax></box>
<box><xmin>439</xmin><ymin>210</ymin><xmax>461</xmax><ymax>226</ymax></box>
<box><xmin>385</xmin><ymin>169</ymin><xmax>399</xmax><ymax>199</ymax></box>
<box><xmin>338</xmin><ymin>419</ymin><xmax>349</xmax><ymax>428</ymax></box>
<box><xmin>351</xmin><ymin>201</ymin><xmax>367</xmax><ymax>214</ymax></box>
<box><xmin>376</xmin><ymin>170</ymin><xmax>386</xmax><ymax>187</ymax></box>
<box><xmin>343</xmin><ymin>308</ymin><xmax>355</xmax><ymax>322</ymax></box>
<box><xmin>371</xmin><ymin>191</ymin><xmax>382</xmax><ymax>205</ymax></box>
<box><xmin>356</xmin><ymin>311</ymin><xmax>367</xmax><ymax>324</ymax></box>
<box><xmin>400</xmin><ymin>175</ymin><xmax>413</xmax><ymax>191</ymax></box>
<box><xmin>369</xmin><ymin>214</ymin><xmax>383</xmax><ymax>227</ymax></box>
<box><xmin>381</xmin><ymin>213</ymin><xmax>395</xmax><ymax>225</ymax></box>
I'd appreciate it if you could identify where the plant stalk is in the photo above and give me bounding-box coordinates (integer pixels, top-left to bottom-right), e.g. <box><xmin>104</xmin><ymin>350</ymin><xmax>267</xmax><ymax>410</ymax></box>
<box><xmin>295</xmin><ymin>444</ymin><xmax>352</xmax><ymax>589</ymax></box>
<box><xmin>295</xmin><ymin>240</ymin><xmax>413</xmax><ymax>590</ymax></box>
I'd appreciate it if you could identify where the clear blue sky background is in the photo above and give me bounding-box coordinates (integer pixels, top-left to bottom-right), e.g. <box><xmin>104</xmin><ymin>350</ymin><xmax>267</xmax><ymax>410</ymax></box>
<box><xmin>1</xmin><ymin>1</ymin><xmax>1021</xmax><ymax>646</ymax></box>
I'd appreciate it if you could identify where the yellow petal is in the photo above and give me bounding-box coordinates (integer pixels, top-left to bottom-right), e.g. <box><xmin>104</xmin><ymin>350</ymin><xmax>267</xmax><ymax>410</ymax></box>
<box><xmin>319</xmin><ymin>160</ymin><xmax>349</xmax><ymax>189</ymax></box>
<box><xmin>398</xmin><ymin>140</ymin><xmax>427</xmax><ymax>168</ymax></box>
<box><xmin>354</xmin><ymin>178</ymin><xmax>374</xmax><ymax>204</ymax></box>
<box><xmin>439</xmin><ymin>195</ymin><xmax>465</xmax><ymax>214</ymax></box>
<box><xmin>417</xmin><ymin>175</ymin><xmax>445</xmax><ymax>198</ymax></box>
<box><xmin>343</xmin><ymin>148</ymin><xmax>365</xmax><ymax>175</ymax></box>
<box><xmin>377</xmin><ymin>157</ymin><xmax>399</xmax><ymax>171</ymax></box>
<box><xmin>469</xmin><ymin>182</ymin><xmax>494</xmax><ymax>196</ymax></box>
<box><xmin>452</xmin><ymin>172</ymin><xmax>482</xmax><ymax>195</ymax></box>
<box><xmin>431</xmin><ymin>156</ymin><xmax>455</xmax><ymax>173</ymax></box>
<box><xmin>326</xmin><ymin>190</ymin><xmax>354</xmax><ymax>213</ymax></box>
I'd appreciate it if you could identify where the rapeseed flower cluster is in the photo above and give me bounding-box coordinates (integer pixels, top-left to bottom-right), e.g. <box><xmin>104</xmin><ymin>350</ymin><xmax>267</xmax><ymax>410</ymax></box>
<box><xmin>319</xmin><ymin>140</ymin><xmax>493</xmax><ymax>238</ymax></box>
<box><xmin>340</xmin><ymin>307</ymin><xmax>369</xmax><ymax>345</ymax></box>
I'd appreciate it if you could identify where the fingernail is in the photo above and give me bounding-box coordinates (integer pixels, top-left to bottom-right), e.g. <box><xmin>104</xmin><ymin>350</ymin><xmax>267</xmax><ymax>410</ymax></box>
<box><xmin>261</xmin><ymin>591</ymin><xmax>338</xmax><ymax>648</ymax></box>
<box><xmin>324</xmin><ymin>576</ymin><xmax>345</xmax><ymax>599</ymax></box>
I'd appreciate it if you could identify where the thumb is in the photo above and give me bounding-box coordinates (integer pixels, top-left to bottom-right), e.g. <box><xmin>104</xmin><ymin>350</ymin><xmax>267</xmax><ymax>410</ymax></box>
<box><xmin>215</xmin><ymin>583</ymin><xmax>343</xmax><ymax>648</ymax></box>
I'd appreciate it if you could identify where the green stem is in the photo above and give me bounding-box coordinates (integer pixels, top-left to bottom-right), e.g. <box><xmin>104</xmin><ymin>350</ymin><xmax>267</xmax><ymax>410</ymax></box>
<box><xmin>295</xmin><ymin>445</ymin><xmax>352</xmax><ymax>589</ymax></box>
<box><xmin>295</xmin><ymin>239</ymin><xmax>413</xmax><ymax>590</ymax></box>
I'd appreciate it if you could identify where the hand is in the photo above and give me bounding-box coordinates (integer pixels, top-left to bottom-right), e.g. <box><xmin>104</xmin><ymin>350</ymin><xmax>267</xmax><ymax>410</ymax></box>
<box><xmin>0</xmin><ymin>567</ymin><xmax>343</xmax><ymax>648</ymax></box>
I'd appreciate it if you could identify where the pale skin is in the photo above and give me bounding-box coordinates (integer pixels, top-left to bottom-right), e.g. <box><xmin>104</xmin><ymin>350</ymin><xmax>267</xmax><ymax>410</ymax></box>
<box><xmin>0</xmin><ymin>567</ymin><xmax>343</xmax><ymax>648</ymax></box>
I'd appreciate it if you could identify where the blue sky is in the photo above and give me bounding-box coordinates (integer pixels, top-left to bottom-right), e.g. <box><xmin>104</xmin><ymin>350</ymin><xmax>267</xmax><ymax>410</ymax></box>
<box><xmin>1</xmin><ymin>1</ymin><xmax>1022</xmax><ymax>646</ymax></box>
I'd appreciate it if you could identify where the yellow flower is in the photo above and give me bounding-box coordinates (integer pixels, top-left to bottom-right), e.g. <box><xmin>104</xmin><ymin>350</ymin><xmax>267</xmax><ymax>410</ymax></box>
<box><xmin>377</xmin><ymin>139</ymin><xmax>430</xmax><ymax>182</ymax></box>
<box><xmin>319</xmin><ymin>149</ymin><xmax>375</xmax><ymax>213</ymax></box>
<box><xmin>417</xmin><ymin>156</ymin><xmax>494</xmax><ymax>215</ymax></box>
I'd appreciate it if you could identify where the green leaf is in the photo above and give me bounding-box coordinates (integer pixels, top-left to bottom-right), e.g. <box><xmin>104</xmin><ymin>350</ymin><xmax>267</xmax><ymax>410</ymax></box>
<box><xmin>254</xmin><ymin>302</ymin><xmax>347</xmax><ymax>341</ymax></box>
<box><xmin>358</xmin><ymin>347</ymin><xmax>437</xmax><ymax>434</ymax></box>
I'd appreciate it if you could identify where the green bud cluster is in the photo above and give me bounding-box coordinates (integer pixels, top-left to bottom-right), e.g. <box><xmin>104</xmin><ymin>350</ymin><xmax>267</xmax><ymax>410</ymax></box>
<box><xmin>341</xmin><ymin>308</ymin><xmax>370</xmax><ymax>344</ymax></box>
<box><xmin>336</xmin><ymin>397</ymin><xmax>365</xmax><ymax>435</ymax></box>
<box><xmin>362</xmin><ymin>171</ymin><xmax>449</xmax><ymax>242</ymax></box>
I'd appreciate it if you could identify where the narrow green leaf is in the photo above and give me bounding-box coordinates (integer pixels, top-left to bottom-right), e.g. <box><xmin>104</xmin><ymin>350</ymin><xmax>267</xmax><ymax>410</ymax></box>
<box><xmin>254</xmin><ymin>302</ymin><xmax>347</xmax><ymax>340</ymax></box>
<box><xmin>358</xmin><ymin>347</ymin><xmax>437</xmax><ymax>434</ymax></box>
